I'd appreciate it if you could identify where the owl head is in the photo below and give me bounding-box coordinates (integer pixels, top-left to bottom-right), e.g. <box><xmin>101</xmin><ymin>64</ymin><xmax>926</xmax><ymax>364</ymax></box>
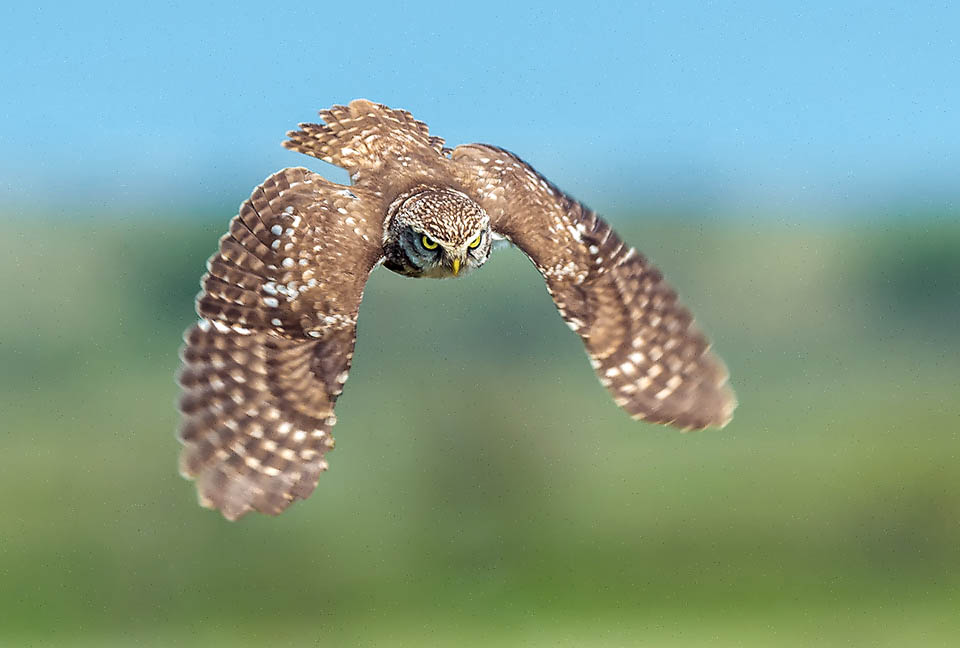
<box><xmin>382</xmin><ymin>186</ymin><xmax>492</xmax><ymax>278</ymax></box>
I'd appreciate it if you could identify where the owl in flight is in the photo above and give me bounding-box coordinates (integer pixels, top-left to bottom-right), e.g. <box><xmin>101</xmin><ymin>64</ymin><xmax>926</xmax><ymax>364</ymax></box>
<box><xmin>178</xmin><ymin>99</ymin><xmax>736</xmax><ymax>520</ymax></box>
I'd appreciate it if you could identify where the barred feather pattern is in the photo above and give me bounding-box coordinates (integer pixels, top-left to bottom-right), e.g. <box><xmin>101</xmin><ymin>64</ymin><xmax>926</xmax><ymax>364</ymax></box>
<box><xmin>178</xmin><ymin>167</ymin><xmax>383</xmax><ymax>519</ymax></box>
<box><xmin>283</xmin><ymin>99</ymin><xmax>447</xmax><ymax>188</ymax></box>
<box><xmin>449</xmin><ymin>144</ymin><xmax>736</xmax><ymax>429</ymax></box>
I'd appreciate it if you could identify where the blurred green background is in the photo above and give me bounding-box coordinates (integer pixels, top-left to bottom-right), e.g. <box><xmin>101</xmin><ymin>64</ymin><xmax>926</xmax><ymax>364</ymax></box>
<box><xmin>4</xmin><ymin>1</ymin><xmax>960</xmax><ymax>645</ymax></box>
<box><xmin>2</xmin><ymin>212</ymin><xmax>957</xmax><ymax>646</ymax></box>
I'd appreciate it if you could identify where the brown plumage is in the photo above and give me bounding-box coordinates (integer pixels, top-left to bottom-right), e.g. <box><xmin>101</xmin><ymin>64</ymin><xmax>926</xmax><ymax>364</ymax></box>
<box><xmin>178</xmin><ymin>99</ymin><xmax>736</xmax><ymax>520</ymax></box>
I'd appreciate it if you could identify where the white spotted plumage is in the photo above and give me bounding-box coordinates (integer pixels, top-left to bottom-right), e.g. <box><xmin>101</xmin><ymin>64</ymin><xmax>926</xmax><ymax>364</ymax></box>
<box><xmin>178</xmin><ymin>99</ymin><xmax>736</xmax><ymax>521</ymax></box>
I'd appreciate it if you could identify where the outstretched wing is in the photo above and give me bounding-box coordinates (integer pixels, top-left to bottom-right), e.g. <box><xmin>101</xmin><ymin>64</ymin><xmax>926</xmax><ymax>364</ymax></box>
<box><xmin>449</xmin><ymin>144</ymin><xmax>736</xmax><ymax>430</ymax></box>
<box><xmin>283</xmin><ymin>98</ymin><xmax>449</xmax><ymax>192</ymax></box>
<box><xmin>178</xmin><ymin>167</ymin><xmax>384</xmax><ymax>520</ymax></box>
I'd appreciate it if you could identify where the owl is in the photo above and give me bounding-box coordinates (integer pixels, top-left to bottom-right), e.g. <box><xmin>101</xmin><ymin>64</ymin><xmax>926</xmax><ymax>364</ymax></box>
<box><xmin>178</xmin><ymin>99</ymin><xmax>736</xmax><ymax>520</ymax></box>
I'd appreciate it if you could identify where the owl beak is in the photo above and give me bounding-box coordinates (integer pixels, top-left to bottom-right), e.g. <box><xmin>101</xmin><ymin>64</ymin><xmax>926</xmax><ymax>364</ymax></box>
<box><xmin>452</xmin><ymin>258</ymin><xmax>461</xmax><ymax>276</ymax></box>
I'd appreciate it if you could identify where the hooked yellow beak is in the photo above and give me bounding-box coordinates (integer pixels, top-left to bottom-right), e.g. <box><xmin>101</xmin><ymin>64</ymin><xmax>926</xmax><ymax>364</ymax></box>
<box><xmin>452</xmin><ymin>258</ymin><xmax>461</xmax><ymax>276</ymax></box>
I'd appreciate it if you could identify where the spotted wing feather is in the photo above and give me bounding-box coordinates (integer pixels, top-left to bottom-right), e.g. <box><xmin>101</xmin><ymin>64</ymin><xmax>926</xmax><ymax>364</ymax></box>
<box><xmin>450</xmin><ymin>144</ymin><xmax>736</xmax><ymax>430</ymax></box>
<box><xmin>178</xmin><ymin>167</ymin><xmax>384</xmax><ymax>519</ymax></box>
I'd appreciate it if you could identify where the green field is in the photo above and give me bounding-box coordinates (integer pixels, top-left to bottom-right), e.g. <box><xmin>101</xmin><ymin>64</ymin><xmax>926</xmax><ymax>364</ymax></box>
<box><xmin>1</xmin><ymin>212</ymin><xmax>958</xmax><ymax>646</ymax></box>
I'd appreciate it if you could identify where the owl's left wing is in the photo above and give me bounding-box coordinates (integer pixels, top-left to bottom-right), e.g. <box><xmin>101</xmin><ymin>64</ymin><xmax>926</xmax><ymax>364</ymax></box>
<box><xmin>178</xmin><ymin>167</ymin><xmax>384</xmax><ymax>520</ymax></box>
<box><xmin>449</xmin><ymin>144</ymin><xmax>736</xmax><ymax>430</ymax></box>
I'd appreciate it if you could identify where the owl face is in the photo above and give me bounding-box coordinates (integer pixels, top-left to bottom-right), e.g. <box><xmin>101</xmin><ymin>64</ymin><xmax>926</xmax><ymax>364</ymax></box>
<box><xmin>383</xmin><ymin>186</ymin><xmax>492</xmax><ymax>278</ymax></box>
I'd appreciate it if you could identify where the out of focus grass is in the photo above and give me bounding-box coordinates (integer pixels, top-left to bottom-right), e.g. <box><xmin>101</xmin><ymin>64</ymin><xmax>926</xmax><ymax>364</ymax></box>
<box><xmin>1</xmin><ymin>212</ymin><xmax>957</xmax><ymax>646</ymax></box>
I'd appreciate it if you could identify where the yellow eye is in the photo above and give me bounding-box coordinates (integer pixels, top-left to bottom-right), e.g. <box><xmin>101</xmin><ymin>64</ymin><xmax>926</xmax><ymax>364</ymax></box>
<box><xmin>468</xmin><ymin>233</ymin><xmax>482</xmax><ymax>249</ymax></box>
<box><xmin>421</xmin><ymin>235</ymin><xmax>439</xmax><ymax>250</ymax></box>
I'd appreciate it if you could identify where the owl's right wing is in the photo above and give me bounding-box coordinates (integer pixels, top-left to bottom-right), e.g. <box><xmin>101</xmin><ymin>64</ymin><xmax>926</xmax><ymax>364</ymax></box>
<box><xmin>178</xmin><ymin>167</ymin><xmax>384</xmax><ymax>520</ymax></box>
<box><xmin>449</xmin><ymin>144</ymin><xmax>736</xmax><ymax>430</ymax></box>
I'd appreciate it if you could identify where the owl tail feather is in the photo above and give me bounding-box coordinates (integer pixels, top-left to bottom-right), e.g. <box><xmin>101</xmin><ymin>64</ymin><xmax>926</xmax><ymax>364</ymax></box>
<box><xmin>283</xmin><ymin>98</ymin><xmax>446</xmax><ymax>174</ymax></box>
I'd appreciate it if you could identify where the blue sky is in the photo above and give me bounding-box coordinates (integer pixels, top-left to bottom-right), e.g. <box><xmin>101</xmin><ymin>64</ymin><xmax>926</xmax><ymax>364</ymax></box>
<box><xmin>2</xmin><ymin>1</ymin><xmax>957</xmax><ymax>215</ymax></box>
